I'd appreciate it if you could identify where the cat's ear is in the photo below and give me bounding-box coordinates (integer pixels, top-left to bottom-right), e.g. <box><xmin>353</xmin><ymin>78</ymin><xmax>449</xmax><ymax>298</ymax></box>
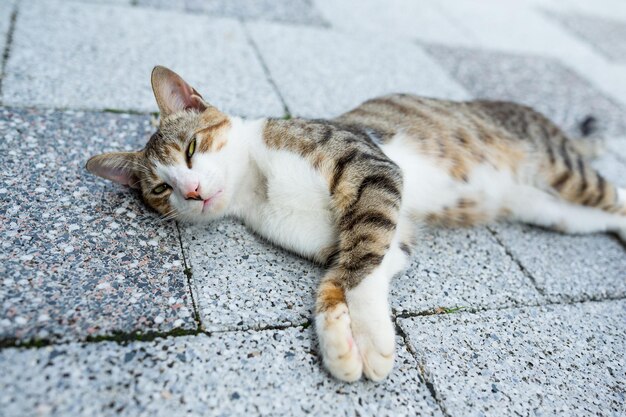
<box><xmin>151</xmin><ymin>65</ymin><xmax>208</xmax><ymax>117</ymax></box>
<box><xmin>85</xmin><ymin>152</ymin><xmax>142</xmax><ymax>189</ymax></box>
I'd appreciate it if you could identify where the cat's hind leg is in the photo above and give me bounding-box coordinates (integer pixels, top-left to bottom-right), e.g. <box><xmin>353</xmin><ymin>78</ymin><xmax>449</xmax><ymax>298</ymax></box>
<box><xmin>506</xmin><ymin>184</ymin><xmax>626</xmax><ymax>241</ymax></box>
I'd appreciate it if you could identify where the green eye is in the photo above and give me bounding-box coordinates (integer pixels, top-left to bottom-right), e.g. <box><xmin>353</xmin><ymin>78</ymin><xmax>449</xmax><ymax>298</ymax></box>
<box><xmin>152</xmin><ymin>184</ymin><xmax>170</xmax><ymax>194</ymax></box>
<box><xmin>187</xmin><ymin>138</ymin><xmax>196</xmax><ymax>160</ymax></box>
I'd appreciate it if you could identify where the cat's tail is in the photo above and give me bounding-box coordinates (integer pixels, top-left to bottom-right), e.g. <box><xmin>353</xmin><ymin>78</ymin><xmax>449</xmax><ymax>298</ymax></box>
<box><xmin>569</xmin><ymin>115</ymin><xmax>605</xmax><ymax>159</ymax></box>
<box><xmin>543</xmin><ymin>119</ymin><xmax>625</xmax><ymax>215</ymax></box>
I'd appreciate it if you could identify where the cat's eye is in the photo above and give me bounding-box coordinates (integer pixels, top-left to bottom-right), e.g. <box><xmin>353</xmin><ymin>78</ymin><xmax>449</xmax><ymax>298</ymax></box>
<box><xmin>152</xmin><ymin>183</ymin><xmax>170</xmax><ymax>195</ymax></box>
<box><xmin>187</xmin><ymin>137</ymin><xmax>196</xmax><ymax>160</ymax></box>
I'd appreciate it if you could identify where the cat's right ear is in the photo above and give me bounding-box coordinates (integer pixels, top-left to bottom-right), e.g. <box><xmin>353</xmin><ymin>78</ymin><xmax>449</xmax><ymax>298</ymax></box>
<box><xmin>151</xmin><ymin>65</ymin><xmax>208</xmax><ymax>117</ymax></box>
<box><xmin>85</xmin><ymin>152</ymin><xmax>142</xmax><ymax>189</ymax></box>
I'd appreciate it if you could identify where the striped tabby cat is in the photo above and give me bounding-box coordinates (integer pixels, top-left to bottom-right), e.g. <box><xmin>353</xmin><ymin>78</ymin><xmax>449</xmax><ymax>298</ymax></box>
<box><xmin>87</xmin><ymin>66</ymin><xmax>626</xmax><ymax>382</ymax></box>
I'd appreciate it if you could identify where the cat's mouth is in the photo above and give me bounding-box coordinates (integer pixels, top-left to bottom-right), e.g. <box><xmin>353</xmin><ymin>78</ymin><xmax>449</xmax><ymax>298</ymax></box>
<box><xmin>201</xmin><ymin>189</ymin><xmax>224</xmax><ymax>213</ymax></box>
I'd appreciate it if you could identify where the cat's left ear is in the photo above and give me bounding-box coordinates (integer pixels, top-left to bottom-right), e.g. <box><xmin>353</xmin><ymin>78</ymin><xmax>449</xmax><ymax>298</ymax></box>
<box><xmin>85</xmin><ymin>152</ymin><xmax>142</xmax><ymax>189</ymax></box>
<box><xmin>151</xmin><ymin>65</ymin><xmax>209</xmax><ymax>117</ymax></box>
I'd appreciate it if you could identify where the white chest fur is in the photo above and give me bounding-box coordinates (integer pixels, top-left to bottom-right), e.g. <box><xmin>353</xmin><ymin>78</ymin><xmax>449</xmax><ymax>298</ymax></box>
<box><xmin>235</xmin><ymin>148</ymin><xmax>337</xmax><ymax>260</ymax></box>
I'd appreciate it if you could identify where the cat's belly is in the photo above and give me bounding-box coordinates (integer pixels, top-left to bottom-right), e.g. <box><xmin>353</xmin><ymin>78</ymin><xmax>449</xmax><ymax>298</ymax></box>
<box><xmin>242</xmin><ymin>149</ymin><xmax>338</xmax><ymax>261</ymax></box>
<box><xmin>382</xmin><ymin>134</ymin><xmax>517</xmax><ymax>225</ymax></box>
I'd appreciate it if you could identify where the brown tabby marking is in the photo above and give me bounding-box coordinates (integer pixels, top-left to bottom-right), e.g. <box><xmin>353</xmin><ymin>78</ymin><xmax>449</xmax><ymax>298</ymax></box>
<box><xmin>316</xmin><ymin>279</ymin><xmax>346</xmax><ymax>313</ymax></box>
<box><xmin>337</xmin><ymin>95</ymin><xmax>527</xmax><ymax>183</ymax></box>
<box><xmin>425</xmin><ymin>198</ymin><xmax>489</xmax><ymax>227</ymax></box>
<box><xmin>197</xmin><ymin>109</ymin><xmax>231</xmax><ymax>153</ymax></box>
<box><xmin>264</xmin><ymin>118</ymin><xmax>403</xmax><ymax>295</ymax></box>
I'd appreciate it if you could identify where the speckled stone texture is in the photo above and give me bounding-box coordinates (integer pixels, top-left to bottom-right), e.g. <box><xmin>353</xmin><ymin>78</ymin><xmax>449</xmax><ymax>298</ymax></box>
<box><xmin>549</xmin><ymin>12</ymin><xmax>626</xmax><ymax>63</ymax></box>
<box><xmin>0</xmin><ymin>108</ymin><xmax>195</xmax><ymax>343</ymax></box>
<box><xmin>181</xmin><ymin>220</ymin><xmax>320</xmax><ymax>331</ymax></box>
<box><xmin>313</xmin><ymin>0</ymin><xmax>472</xmax><ymax>44</ymax></box>
<box><xmin>0</xmin><ymin>328</ymin><xmax>443</xmax><ymax>417</ymax></box>
<box><xmin>186</xmin><ymin>0</ymin><xmax>327</xmax><ymax>25</ymax></box>
<box><xmin>132</xmin><ymin>0</ymin><xmax>327</xmax><ymax>25</ymax></box>
<box><xmin>399</xmin><ymin>300</ymin><xmax>626</xmax><ymax>417</ymax></box>
<box><xmin>490</xmin><ymin>151</ymin><xmax>626</xmax><ymax>302</ymax></box>
<box><xmin>247</xmin><ymin>22</ymin><xmax>469</xmax><ymax>118</ymax></box>
<box><xmin>0</xmin><ymin>0</ymin><xmax>15</xmax><ymax>61</ymax></box>
<box><xmin>1</xmin><ymin>0</ymin><xmax>284</xmax><ymax>117</ymax></box>
<box><xmin>392</xmin><ymin>227</ymin><xmax>542</xmax><ymax>314</ymax></box>
<box><xmin>424</xmin><ymin>44</ymin><xmax>626</xmax><ymax>137</ymax></box>
<box><xmin>183</xmin><ymin>221</ymin><xmax>542</xmax><ymax>332</ymax></box>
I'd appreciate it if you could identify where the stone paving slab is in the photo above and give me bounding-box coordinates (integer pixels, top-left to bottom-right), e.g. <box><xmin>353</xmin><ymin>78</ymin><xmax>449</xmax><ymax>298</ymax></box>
<box><xmin>435</xmin><ymin>0</ymin><xmax>583</xmax><ymax>55</ymax></box>
<box><xmin>181</xmin><ymin>220</ymin><xmax>320</xmax><ymax>332</ymax></box>
<box><xmin>129</xmin><ymin>0</ymin><xmax>327</xmax><ymax>26</ymax></box>
<box><xmin>0</xmin><ymin>327</ymin><xmax>443</xmax><ymax>417</ymax></box>
<box><xmin>424</xmin><ymin>43</ymin><xmax>626</xmax><ymax>137</ymax></box>
<box><xmin>399</xmin><ymin>300</ymin><xmax>626</xmax><ymax>417</ymax></box>
<box><xmin>393</xmin><ymin>227</ymin><xmax>542</xmax><ymax>315</ymax></box>
<box><xmin>313</xmin><ymin>0</ymin><xmax>474</xmax><ymax>45</ymax></box>
<box><xmin>2</xmin><ymin>0</ymin><xmax>284</xmax><ymax>117</ymax></box>
<box><xmin>490</xmin><ymin>153</ymin><xmax>626</xmax><ymax>303</ymax></box>
<box><xmin>247</xmin><ymin>22</ymin><xmax>469</xmax><ymax>118</ymax></box>
<box><xmin>0</xmin><ymin>0</ymin><xmax>15</xmax><ymax>66</ymax></box>
<box><xmin>490</xmin><ymin>223</ymin><xmax>626</xmax><ymax>302</ymax></box>
<box><xmin>183</xmin><ymin>220</ymin><xmax>541</xmax><ymax>332</ymax></box>
<box><xmin>0</xmin><ymin>107</ymin><xmax>195</xmax><ymax>343</ymax></box>
<box><xmin>434</xmin><ymin>0</ymin><xmax>626</xmax><ymax>111</ymax></box>
<box><xmin>540</xmin><ymin>0</ymin><xmax>626</xmax><ymax>22</ymax></box>
<box><xmin>549</xmin><ymin>12</ymin><xmax>626</xmax><ymax>63</ymax></box>
<box><xmin>186</xmin><ymin>0</ymin><xmax>326</xmax><ymax>26</ymax></box>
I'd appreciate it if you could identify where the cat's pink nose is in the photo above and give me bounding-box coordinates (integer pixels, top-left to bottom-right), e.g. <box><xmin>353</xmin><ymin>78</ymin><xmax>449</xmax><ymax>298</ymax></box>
<box><xmin>185</xmin><ymin>190</ymin><xmax>202</xmax><ymax>201</ymax></box>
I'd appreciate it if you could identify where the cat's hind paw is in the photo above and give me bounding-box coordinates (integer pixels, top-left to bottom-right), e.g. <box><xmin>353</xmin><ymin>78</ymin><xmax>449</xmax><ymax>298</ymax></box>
<box><xmin>315</xmin><ymin>303</ymin><xmax>363</xmax><ymax>382</ymax></box>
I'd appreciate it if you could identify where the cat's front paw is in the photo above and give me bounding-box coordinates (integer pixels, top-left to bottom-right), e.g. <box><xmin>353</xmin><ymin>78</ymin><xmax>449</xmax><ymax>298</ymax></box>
<box><xmin>350</xmin><ymin>312</ymin><xmax>396</xmax><ymax>382</ymax></box>
<box><xmin>315</xmin><ymin>303</ymin><xmax>363</xmax><ymax>382</ymax></box>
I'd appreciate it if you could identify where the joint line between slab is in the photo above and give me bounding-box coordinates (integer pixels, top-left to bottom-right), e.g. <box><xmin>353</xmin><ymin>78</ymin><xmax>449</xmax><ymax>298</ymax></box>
<box><xmin>0</xmin><ymin>0</ymin><xmax>19</xmax><ymax>100</ymax></box>
<box><xmin>241</xmin><ymin>20</ymin><xmax>292</xmax><ymax>117</ymax></box>
<box><xmin>394</xmin><ymin>319</ymin><xmax>453</xmax><ymax>417</ymax></box>
<box><xmin>395</xmin><ymin>295</ymin><xmax>626</xmax><ymax>321</ymax></box>
<box><xmin>175</xmin><ymin>221</ymin><xmax>202</xmax><ymax>331</ymax></box>
<box><xmin>487</xmin><ymin>225</ymin><xmax>547</xmax><ymax>297</ymax></box>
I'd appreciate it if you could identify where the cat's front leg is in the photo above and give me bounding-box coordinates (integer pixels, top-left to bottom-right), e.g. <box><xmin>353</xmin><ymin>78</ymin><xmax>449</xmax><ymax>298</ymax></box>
<box><xmin>313</xmin><ymin>145</ymin><xmax>408</xmax><ymax>381</ymax></box>
<box><xmin>316</xmin><ymin>241</ymin><xmax>409</xmax><ymax>382</ymax></box>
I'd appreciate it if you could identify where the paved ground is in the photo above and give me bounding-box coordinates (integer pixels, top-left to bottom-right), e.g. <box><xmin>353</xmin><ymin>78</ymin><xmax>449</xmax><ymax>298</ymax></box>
<box><xmin>0</xmin><ymin>0</ymin><xmax>625</xmax><ymax>416</ymax></box>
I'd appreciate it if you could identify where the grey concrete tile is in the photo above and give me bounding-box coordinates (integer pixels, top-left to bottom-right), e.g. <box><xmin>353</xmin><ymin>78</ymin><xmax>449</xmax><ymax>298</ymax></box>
<box><xmin>70</xmin><ymin>0</ymin><xmax>131</xmax><ymax>4</ymax></box>
<box><xmin>436</xmin><ymin>0</ymin><xmax>589</xmax><ymax>56</ymax></box>
<box><xmin>185</xmin><ymin>0</ymin><xmax>327</xmax><ymax>26</ymax></box>
<box><xmin>2</xmin><ymin>0</ymin><xmax>284</xmax><ymax>118</ymax></box>
<box><xmin>425</xmin><ymin>44</ymin><xmax>626</xmax><ymax>137</ymax></box>
<box><xmin>0</xmin><ymin>328</ymin><xmax>443</xmax><ymax>417</ymax></box>
<box><xmin>0</xmin><ymin>0</ymin><xmax>15</xmax><ymax>65</ymax></box>
<box><xmin>491</xmin><ymin>223</ymin><xmax>626</xmax><ymax>302</ymax></box>
<box><xmin>181</xmin><ymin>219</ymin><xmax>320</xmax><ymax>332</ymax></box>
<box><xmin>393</xmin><ymin>227</ymin><xmax>543</xmax><ymax>315</ymax></box>
<box><xmin>543</xmin><ymin>0</ymin><xmax>626</xmax><ymax>22</ymax></box>
<box><xmin>606</xmin><ymin>137</ymin><xmax>626</xmax><ymax>161</ymax></box>
<box><xmin>247</xmin><ymin>22</ymin><xmax>469</xmax><ymax>118</ymax></box>
<box><xmin>313</xmin><ymin>0</ymin><xmax>474</xmax><ymax>45</ymax></box>
<box><xmin>133</xmin><ymin>0</ymin><xmax>326</xmax><ymax>26</ymax></box>
<box><xmin>549</xmin><ymin>12</ymin><xmax>626</xmax><ymax>63</ymax></box>
<box><xmin>399</xmin><ymin>300</ymin><xmax>626</xmax><ymax>417</ymax></box>
<box><xmin>184</xmin><ymin>220</ymin><xmax>540</xmax><ymax>331</ymax></box>
<box><xmin>0</xmin><ymin>107</ymin><xmax>195</xmax><ymax>343</ymax></box>
<box><xmin>436</xmin><ymin>0</ymin><xmax>626</xmax><ymax>111</ymax></box>
<box><xmin>490</xmin><ymin>152</ymin><xmax>626</xmax><ymax>303</ymax></box>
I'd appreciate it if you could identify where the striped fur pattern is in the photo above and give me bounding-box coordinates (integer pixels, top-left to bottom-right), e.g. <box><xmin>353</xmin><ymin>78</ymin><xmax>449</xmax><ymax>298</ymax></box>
<box><xmin>86</xmin><ymin>67</ymin><xmax>626</xmax><ymax>383</ymax></box>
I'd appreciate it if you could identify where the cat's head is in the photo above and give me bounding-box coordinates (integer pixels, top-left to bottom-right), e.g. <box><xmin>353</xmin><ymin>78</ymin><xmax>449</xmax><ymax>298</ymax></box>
<box><xmin>86</xmin><ymin>66</ymin><xmax>238</xmax><ymax>222</ymax></box>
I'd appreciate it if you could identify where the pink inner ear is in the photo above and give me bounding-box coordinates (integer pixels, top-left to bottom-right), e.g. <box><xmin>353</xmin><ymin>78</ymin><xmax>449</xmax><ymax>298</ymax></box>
<box><xmin>106</xmin><ymin>166</ymin><xmax>138</xmax><ymax>187</ymax></box>
<box><xmin>173</xmin><ymin>79</ymin><xmax>196</xmax><ymax>109</ymax></box>
<box><xmin>88</xmin><ymin>159</ymin><xmax>140</xmax><ymax>188</ymax></box>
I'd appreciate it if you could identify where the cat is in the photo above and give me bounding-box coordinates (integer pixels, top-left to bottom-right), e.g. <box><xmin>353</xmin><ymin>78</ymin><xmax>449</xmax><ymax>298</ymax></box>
<box><xmin>86</xmin><ymin>66</ymin><xmax>626</xmax><ymax>383</ymax></box>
